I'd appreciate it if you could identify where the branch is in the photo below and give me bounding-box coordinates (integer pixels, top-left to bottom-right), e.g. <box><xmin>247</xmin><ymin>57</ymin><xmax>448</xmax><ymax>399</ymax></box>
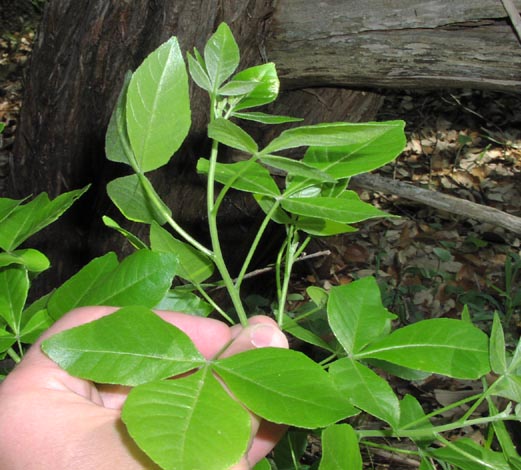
<box><xmin>351</xmin><ymin>173</ymin><xmax>521</xmax><ymax>234</ymax></box>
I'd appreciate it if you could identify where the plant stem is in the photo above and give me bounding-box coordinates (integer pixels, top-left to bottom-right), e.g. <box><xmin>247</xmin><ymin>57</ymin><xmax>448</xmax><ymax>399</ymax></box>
<box><xmin>401</xmin><ymin>393</ymin><xmax>482</xmax><ymax>431</ymax></box>
<box><xmin>361</xmin><ymin>440</ymin><xmax>420</xmax><ymax>457</ymax></box>
<box><xmin>194</xmin><ymin>283</ymin><xmax>234</xmax><ymax>324</ymax></box>
<box><xmin>6</xmin><ymin>347</ymin><xmax>21</xmax><ymax>363</ymax></box>
<box><xmin>436</xmin><ymin>434</ymin><xmax>497</xmax><ymax>469</ymax></box>
<box><xmin>235</xmin><ymin>200</ymin><xmax>282</xmax><ymax>292</ymax></box>
<box><xmin>139</xmin><ymin>173</ymin><xmax>213</xmax><ymax>258</ymax></box>
<box><xmin>357</xmin><ymin>412</ymin><xmax>516</xmax><ymax>440</ymax></box>
<box><xmin>206</xmin><ymin>139</ymin><xmax>248</xmax><ymax>325</ymax></box>
<box><xmin>276</xmin><ymin>226</ymin><xmax>298</xmax><ymax>327</ymax></box>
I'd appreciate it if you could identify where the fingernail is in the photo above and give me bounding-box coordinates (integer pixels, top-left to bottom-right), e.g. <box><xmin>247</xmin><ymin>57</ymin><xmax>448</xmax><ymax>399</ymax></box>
<box><xmin>250</xmin><ymin>324</ymin><xmax>278</xmax><ymax>348</ymax></box>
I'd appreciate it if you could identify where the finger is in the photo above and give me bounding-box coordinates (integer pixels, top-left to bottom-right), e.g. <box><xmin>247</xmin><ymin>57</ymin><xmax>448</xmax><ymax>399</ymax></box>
<box><xmin>247</xmin><ymin>420</ymin><xmax>288</xmax><ymax>466</ymax></box>
<box><xmin>223</xmin><ymin>315</ymin><xmax>288</xmax><ymax>358</ymax></box>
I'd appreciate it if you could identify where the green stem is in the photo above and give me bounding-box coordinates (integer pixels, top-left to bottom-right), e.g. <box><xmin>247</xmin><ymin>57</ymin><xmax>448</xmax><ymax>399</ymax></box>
<box><xmin>400</xmin><ymin>392</ymin><xmax>482</xmax><ymax>431</ymax></box>
<box><xmin>139</xmin><ymin>173</ymin><xmax>213</xmax><ymax>258</ymax></box>
<box><xmin>358</xmin><ymin>412</ymin><xmax>516</xmax><ymax>440</ymax></box>
<box><xmin>361</xmin><ymin>440</ymin><xmax>420</xmax><ymax>457</ymax></box>
<box><xmin>6</xmin><ymin>347</ymin><xmax>21</xmax><ymax>363</ymax></box>
<box><xmin>276</xmin><ymin>226</ymin><xmax>298</xmax><ymax>327</ymax></box>
<box><xmin>436</xmin><ymin>434</ymin><xmax>498</xmax><ymax>469</ymax></box>
<box><xmin>319</xmin><ymin>352</ymin><xmax>340</xmax><ymax>368</ymax></box>
<box><xmin>206</xmin><ymin>139</ymin><xmax>248</xmax><ymax>325</ymax></box>
<box><xmin>193</xmin><ymin>283</ymin><xmax>234</xmax><ymax>324</ymax></box>
<box><xmin>275</xmin><ymin>237</ymin><xmax>287</xmax><ymax>314</ymax></box>
<box><xmin>235</xmin><ymin>200</ymin><xmax>282</xmax><ymax>292</ymax></box>
<box><xmin>460</xmin><ymin>377</ymin><xmax>498</xmax><ymax>423</ymax></box>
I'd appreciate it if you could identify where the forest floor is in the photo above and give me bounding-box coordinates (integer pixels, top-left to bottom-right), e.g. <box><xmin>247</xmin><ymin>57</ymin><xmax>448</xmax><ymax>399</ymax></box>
<box><xmin>1</xmin><ymin>4</ymin><xmax>521</xmax><ymax>469</ymax></box>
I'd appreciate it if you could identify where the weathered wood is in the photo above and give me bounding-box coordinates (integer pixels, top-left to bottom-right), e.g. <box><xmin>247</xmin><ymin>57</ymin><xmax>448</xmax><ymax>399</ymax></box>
<box><xmin>267</xmin><ymin>0</ymin><xmax>521</xmax><ymax>92</ymax></box>
<box><xmin>351</xmin><ymin>173</ymin><xmax>521</xmax><ymax>234</ymax></box>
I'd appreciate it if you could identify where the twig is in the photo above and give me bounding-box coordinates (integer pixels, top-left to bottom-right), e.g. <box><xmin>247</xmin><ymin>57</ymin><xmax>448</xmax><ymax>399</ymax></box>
<box><xmin>501</xmin><ymin>0</ymin><xmax>521</xmax><ymax>44</ymax></box>
<box><xmin>211</xmin><ymin>249</ymin><xmax>332</xmax><ymax>290</ymax></box>
<box><xmin>240</xmin><ymin>249</ymin><xmax>331</xmax><ymax>281</ymax></box>
<box><xmin>365</xmin><ymin>448</ymin><xmax>421</xmax><ymax>468</ymax></box>
<box><xmin>351</xmin><ymin>173</ymin><xmax>521</xmax><ymax>234</ymax></box>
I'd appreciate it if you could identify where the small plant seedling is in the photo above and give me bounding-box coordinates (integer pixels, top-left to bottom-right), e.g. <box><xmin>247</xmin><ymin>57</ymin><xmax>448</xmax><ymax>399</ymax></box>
<box><xmin>37</xmin><ymin>24</ymin><xmax>521</xmax><ymax>470</ymax></box>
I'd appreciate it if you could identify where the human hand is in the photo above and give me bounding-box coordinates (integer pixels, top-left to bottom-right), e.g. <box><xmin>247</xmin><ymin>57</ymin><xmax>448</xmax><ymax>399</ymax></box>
<box><xmin>0</xmin><ymin>306</ymin><xmax>288</xmax><ymax>470</ymax></box>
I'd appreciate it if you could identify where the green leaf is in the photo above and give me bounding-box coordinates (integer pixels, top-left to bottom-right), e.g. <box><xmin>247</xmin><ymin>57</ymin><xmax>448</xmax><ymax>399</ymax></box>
<box><xmin>259</xmin><ymin>154</ymin><xmax>336</xmax><ymax>182</ymax></box>
<box><xmin>150</xmin><ymin>222</ymin><xmax>214</xmax><ymax>283</ymax></box>
<box><xmin>232</xmin><ymin>63</ymin><xmax>279</xmax><ymax>111</ymax></box>
<box><xmin>281</xmin><ymin>192</ymin><xmax>391</xmax><ymax>225</ymax></box>
<box><xmin>0</xmin><ymin>249</ymin><xmax>50</xmax><ymax>272</ymax></box>
<box><xmin>19</xmin><ymin>309</ymin><xmax>53</xmax><ymax>344</ymax></box>
<box><xmin>105</xmin><ymin>71</ymin><xmax>136</xmax><ymax>168</ymax></box>
<box><xmin>213</xmin><ymin>347</ymin><xmax>357</xmax><ymax>427</ymax></box>
<box><xmin>107</xmin><ymin>174</ymin><xmax>171</xmax><ymax>224</ymax></box>
<box><xmin>271</xmin><ymin>430</ymin><xmax>309</xmax><ymax>470</ymax></box>
<box><xmin>0</xmin><ymin>328</ymin><xmax>16</xmax><ymax>352</ymax></box>
<box><xmin>307</xmin><ymin>286</ymin><xmax>328</xmax><ymax>308</ymax></box>
<box><xmin>232</xmin><ymin>111</ymin><xmax>302</xmax><ymax>125</ymax></box>
<box><xmin>300</xmin><ymin>122</ymin><xmax>406</xmax><ymax>179</ymax></box>
<box><xmin>253</xmin><ymin>458</ymin><xmax>272</xmax><ymax>470</ymax></box>
<box><xmin>0</xmin><ymin>188</ymin><xmax>88</xmax><ymax>251</ymax></box>
<box><xmin>357</xmin><ymin>318</ymin><xmax>490</xmax><ymax>379</ymax></box>
<box><xmin>47</xmin><ymin>250</ymin><xmax>178</xmax><ymax>320</ymax></box>
<box><xmin>218</xmin><ymin>80</ymin><xmax>259</xmax><ymax>96</ymax></box>
<box><xmin>328</xmin><ymin>277</ymin><xmax>395</xmax><ymax>355</ymax></box>
<box><xmin>282</xmin><ymin>315</ymin><xmax>335</xmax><ymax>353</ymax></box>
<box><xmin>487</xmin><ymin>398</ymin><xmax>518</xmax><ymax>461</ymax></box>
<box><xmin>399</xmin><ymin>394</ymin><xmax>434</xmax><ymax>447</ymax></box>
<box><xmin>263</xmin><ymin>121</ymin><xmax>405</xmax><ymax>155</ymax></box>
<box><xmin>47</xmin><ymin>253</ymin><xmax>119</xmax><ymax>320</ymax></box>
<box><xmin>126</xmin><ymin>37</ymin><xmax>191</xmax><ymax>172</ymax></box>
<box><xmin>319</xmin><ymin>424</ymin><xmax>362</xmax><ymax>470</ymax></box>
<box><xmin>254</xmin><ymin>194</ymin><xmax>293</xmax><ymax>225</ymax></box>
<box><xmin>296</xmin><ymin>216</ymin><xmax>357</xmax><ymax>236</ymax></box>
<box><xmin>0</xmin><ymin>265</ymin><xmax>29</xmax><ymax>334</ymax></box>
<box><xmin>430</xmin><ymin>437</ymin><xmax>510</xmax><ymax>470</ymax></box>
<box><xmin>187</xmin><ymin>50</ymin><xmax>212</xmax><ymax>92</ymax></box>
<box><xmin>0</xmin><ymin>196</ymin><xmax>25</xmax><ymax>224</ymax></box>
<box><xmin>42</xmin><ymin>307</ymin><xmax>205</xmax><ymax>386</ymax></box>
<box><xmin>204</xmin><ymin>23</ymin><xmax>240</xmax><ymax>91</ymax></box>
<box><xmin>366</xmin><ymin>359</ymin><xmax>431</xmax><ymax>381</ymax></box>
<box><xmin>490</xmin><ymin>312</ymin><xmax>507</xmax><ymax>374</ymax></box>
<box><xmin>509</xmin><ymin>333</ymin><xmax>521</xmax><ymax>372</ymax></box>
<box><xmin>329</xmin><ymin>358</ymin><xmax>400</xmax><ymax>428</ymax></box>
<box><xmin>208</xmin><ymin>118</ymin><xmax>258</xmax><ymax>154</ymax></box>
<box><xmin>122</xmin><ymin>367</ymin><xmax>251</xmax><ymax>470</ymax></box>
<box><xmin>492</xmin><ymin>375</ymin><xmax>521</xmax><ymax>402</ymax></box>
<box><xmin>154</xmin><ymin>288</ymin><xmax>213</xmax><ymax>317</ymax></box>
<box><xmin>102</xmin><ymin>216</ymin><xmax>148</xmax><ymax>250</ymax></box>
<box><xmin>197</xmin><ymin>158</ymin><xmax>280</xmax><ymax>197</ymax></box>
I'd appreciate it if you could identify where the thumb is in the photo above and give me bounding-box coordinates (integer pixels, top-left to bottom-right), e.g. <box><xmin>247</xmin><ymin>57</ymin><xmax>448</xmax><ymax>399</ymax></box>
<box><xmin>221</xmin><ymin>316</ymin><xmax>288</xmax><ymax>358</ymax></box>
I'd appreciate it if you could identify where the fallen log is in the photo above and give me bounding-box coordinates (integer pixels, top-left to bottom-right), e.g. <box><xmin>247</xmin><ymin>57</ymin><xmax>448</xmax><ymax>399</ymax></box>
<box><xmin>268</xmin><ymin>0</ymin><xmax>521</xmax><ymax>92</ymax></box>
<box><xmin>351</xmin><ymin>173</ymin><xmax>521</xmax><ymax>234</ymax></box>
